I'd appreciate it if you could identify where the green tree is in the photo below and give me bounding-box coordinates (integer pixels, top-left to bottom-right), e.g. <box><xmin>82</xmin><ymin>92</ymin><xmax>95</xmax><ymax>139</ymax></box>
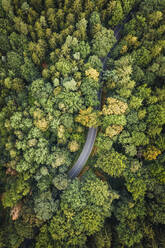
<box><xmin>108</xmin><ymin>0</ymin><xmax>124</xmax><ymax>27</ymax></box>
<box><xmin>34</xmin><ymin>191</ymin><xmax>58</xmax><ymax>221</ymax></box>
<box><xmin>21</xmin><ymin>57</ymin><xmax>40</xmax><ymax>82</ymax></box>
<box><xmin>95</xmin><ymin>149</ymin><xmax>127</xmax><ymax>177</ymax></box>
<box><xmin>75</xmin><ymin>107</ymin><xmax>101</xmax><ymax>128</ymax></box>
<box><xmin>114</xmin><ymin>197</ymin><xmax>146</xmax><ymax>247</ymax></box>
<box><xmin>7</xmin><ymin>51</ymin><xmax>23</xmax><ymax>76</ymax></box>
<box><xmin>92</xmin><ymin>27</ymin><xmax>116</xmax><ymax>57</ymax></box>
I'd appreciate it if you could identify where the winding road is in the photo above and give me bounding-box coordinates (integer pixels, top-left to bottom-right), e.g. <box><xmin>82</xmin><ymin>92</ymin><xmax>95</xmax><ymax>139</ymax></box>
<box><xmin>68</xmin><ymin>12</ymin><xmax>133</xmax><ymax>179</ymax></box>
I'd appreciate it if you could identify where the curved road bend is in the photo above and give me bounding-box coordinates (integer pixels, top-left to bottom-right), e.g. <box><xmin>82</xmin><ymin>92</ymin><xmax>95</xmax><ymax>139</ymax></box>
<box><xmin>68</xmin><ymin>11</ymin><xmax>135</xmax><ymax>179</ymax></box>
<box><xmin>68</xmin><ymin>127</ymin><xmax>98</xmax><ymax>179</ymax></box>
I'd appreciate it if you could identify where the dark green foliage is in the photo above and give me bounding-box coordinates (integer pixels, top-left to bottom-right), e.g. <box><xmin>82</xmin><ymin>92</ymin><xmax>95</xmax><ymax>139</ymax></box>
<box><xmin>7</xmin><ymin>51</ymin><xmax>23</xmax><ymax>76</ymax></box>
<box><xmin>34</xmin><ymin>191</ymin><xmax>58</xmax><ymax>221</ymax></box>
<box><xmin>0</xmin><ymin>32</ymin><xmax>10</xmax><ymax>52</ymax></box>
<box><xmin>21</xmin><ymin>57</ymin><xmax>40</xmax><ymax>82</ymax></box>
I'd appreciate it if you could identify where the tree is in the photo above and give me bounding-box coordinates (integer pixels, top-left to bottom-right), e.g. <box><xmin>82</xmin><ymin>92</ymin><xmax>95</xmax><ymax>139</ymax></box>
<box><xmin>14</xmin><ymin>17</ymin><xmax>28</xmax><ymax>35</ymax></box>
<box><xmin>103</xmin><ymin>55</ymin><xmax>135</xmax><ymax>98</ymax></box>
<box><xmin>102</xmin><ymin>97</ymin><xmax>128</xmax><ymax>115</ymax></box>
<box><xmin>55</xmin><ymin>59</ymin><xmax>73</xmax><ymax>76</ymax></box>
<box><xmin>89</xmin><ymin>11</ymin><xmax>101</xmax><ymax>36</ymax></box>
<box><xmin>49</xmin><ymin>172</ymin><xmax>119</xmax><ymax>247</ymax></box>
<box><xmin>132</xmin><ymin>47</ymin><xmax>152</xmax><ymax>67</ymax></box>
<box><xmin>114</xmin><ymin>197</ymin><xmax>146</xmax><ymax>247</ymax></box>
<box><xmin>85</xmin><ymin>68</ymin><xmax>99</xmax><ymax>81</ymax></box>
<box><xmin>91</xmin><ymin>223</ymin><xmax>112</xmax><ymax>248</ymax></box>
<box><xmin>35</xmin><ymin>224</ymin><xmax>54</xmax><ymax>248</ymax></box>
<box><xmin>75</xmin><ymin>18</ymin><xmax>87</xmax><ymax>40</ymax></box>
<box><xmin>62</xmin><ymin>78</ymin><xmax>77</xmax><ymax>91</ymax></box>
<box><xmin>108</xmin><ymin>0</ymin><xmax>124</xmax><ymax>27</ymax></box>
<box><xmin>95</xmin><ymin>149</ymin><xmax>127</xmax><ymax>177</ymax></box>
<box><xmin>68</xmin><ymin>140</ymin><xmax>80</xmax><ymax>152</ymax></box>
<box><xmin>89</xmin><ymin>11</ymin><xmax>101</xmax><ymax>26</ymax></box>
<box><xmin>75</xmin><ymin>107</ymin><xmax>101</xmax><ymax>128</ymax></box>
<box><xmin>21</xmin><ymin>57</ymin><xmax>40</xmax><ymax>82</ymax></box>
<box><xmin>7</xmin><ymin>51</ymin><xmax>23</xmax><ymax>76</ymax></box>
<box><xmin>73</xmin><ymin>40</ymin><xmax>90</xmax><ymax>59</ymax></box>
<box><xmin>34</xmin><ymin>191</ymin><xmax>57</xmax><ymax>221</ymax></box>
<box><xmin>143</xmin><ymin>146</ymin><xmax>161</xmax><ymax>160</ymax></box>
<box><xmin>95</xmin><ymin>133</ymin><xmax>113</xmax><ymax>153</ymax></box>
<box><xmin>0</xmin><ymin>32</ymin><xmax>10</xmax><ymax>52</ymax></box>
<box><xmin>52</xmin><ymin>174</ymin><xmax>68</xmax><ymax>190</ymax></box>
<box><xmin>2</xmin><ymin>176</ymin><xmax>30</xmax><ymax>208</ymax></box>
<box><xmin>92</xmin><ymin>27</ymin><xmax>116</xmax><ymax>57</ymax></box>
<box><xmin>87</xmin><ymin>55</ymin><xmax>103</xmax><ymax>72</ymax></box>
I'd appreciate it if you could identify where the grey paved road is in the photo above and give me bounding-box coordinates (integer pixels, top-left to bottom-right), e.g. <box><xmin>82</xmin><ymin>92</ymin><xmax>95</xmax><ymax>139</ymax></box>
<box><xmin>68</xmin><ymin>127</ymin><xmax>98</xmax><ymax>179</ymax></box>
<box><xmin>68</xmin><ymin>12</ymin><xmax>133</xmax><ymax>179</ymax></box>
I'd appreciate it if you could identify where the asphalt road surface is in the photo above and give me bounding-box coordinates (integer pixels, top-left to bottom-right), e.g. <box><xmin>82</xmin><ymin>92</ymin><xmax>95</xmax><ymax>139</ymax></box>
<box><xmin>68</xmin><ymin>127</ymin><xmax>98</xmax><ymax>179</ymax></box>
<box><xmin>68</xmin><ymin>13</ymin><xmax>133</xmax><ymax>179</ymax></box>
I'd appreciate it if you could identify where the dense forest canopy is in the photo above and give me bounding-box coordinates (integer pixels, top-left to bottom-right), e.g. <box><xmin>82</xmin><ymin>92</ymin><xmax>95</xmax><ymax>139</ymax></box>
<box><xmin>0</xmin><ymin>0</ymin><xmax>165</xmax><ymax>247</ymax></box>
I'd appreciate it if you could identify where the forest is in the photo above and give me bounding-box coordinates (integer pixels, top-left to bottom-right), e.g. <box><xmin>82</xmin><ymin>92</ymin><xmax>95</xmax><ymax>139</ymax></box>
<box><xmin>0</xmin><ymin>0</ymin><xmax>165</xmax><ymax>247</ymax></box>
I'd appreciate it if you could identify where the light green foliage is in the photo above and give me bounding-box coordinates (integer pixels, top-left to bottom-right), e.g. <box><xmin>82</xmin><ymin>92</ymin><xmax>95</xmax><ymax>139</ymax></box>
<box><xmin>30</xmin><ymin>79</ymin><xmax>52</xmax><ymax>106</ymax></box>
<box><xmin>92</xmin><ymin>27</ymin><xmax>116</xmax><ymax>57</ymax></box>
<box><xmin>23</xmin><ymin>138</ymin><xmax>49</xmax><ymax>165</ymax></box>
<box><xmin>49</xmin><ymin>210</ymin><xmax>87</xmax><ymax>247</ymax></box>
<box><xmin>2</xmin><ymin>176</ymin><xmax>30</xmax><ymax>208</ymax></box>
<box><xmin>63</xmin><ymin>78</ymin><xmax>77</xmax><ymax>91</ymax></box>
<box><xmin>129</xmin><ymin>96</ymin><xmax>143</xmax><ymax>109</ymax></box>
<box><xmin>88</xmin><ymin>55</ymin><xmax>103</xmax><ymax>71</ymax></box>
<box><xmin>56</xmin><ymin>90</ymin><xmax>83</xmax><ymax>113</ymax></box>
<box><xmin>60</xmin><ymin>179</ymin><xmax>86</xmax><ymax>211</ymax></box>
<box><xmin>131</xmin><ymin>130</ymin><xmax>149</xmax><ymax>146</ymax></box>
<box><xmin>14</xmin><ymin>16</ymin><xmax>28</xmax><ymax>35</ymax></box>
<box><xmin>122</xmin><ymin>0</ymin><xmax>136</xmax><ymax>14</ymax></box>
<box><xmin>16</xmin><ymin>160</ymin><xmax>32</xmax><ymax>173</ymax></box>
<box><xmin>1</xmin><ymin>0</ymin><xmax>13</xmax><ymax>18</ymax></box>
<box><xmin>95</xmin><ymin>149</ymin><xmax>127</xmax><ymax>177</ymax></box>
<box><xmin>40</xmin><ymin>166</ymin><xmax>49</xmax><ymax>176</ymax></box>
<box><xmin>73</xmin><ymin>40</ymin><xmax>91</xmax><ymax>59</ymax></box>
<box><xmin>52</xmin><ymin>174</ymin><xmax>68</xmax><ymax>190</ymax></box>
<box><xmin>56</xmin><ymin>59</ymin><xmax>73</xmax><ymax>76</ymax></box>
<box><xmin>90</xmin><ymin>11</ymin><xmax>101</xmax><ymax>26</ymax></box>
<box><xmin>102</xmin><ymin>115</ymin><xmax>127</xmax><ymax>128</ymax></box>
<box><xmin>51</xmin><ymin>148</ymin><xmax>71</xmax><ymax>169</ymax></box>
<box><xmin>104</xmin><ymin>55</ymin><xmax>135</xmax><ymax>98</ymax></box>
<box><xmin>49</xmin><ymin>172</ymin><xmax>119</xmax><ymax>247</ymax></box>
<box><xmin>75</xmin><ymin>18</ymin><xmax>87</xmax><ymax>40</ymax></box>
<box><xmin>147</xmin><ymin>104</ymin><xmax>165</xmax><ymax>137</ymax></box>
<box><xmin>80</xmin><ymin>77</ymin><xmax>100</xmax><ymax>107</ymax></box>
<box><xmin>95</xmin><ymin>133</ymin><xmax>113</xmax><ymax>153</ymax></box>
